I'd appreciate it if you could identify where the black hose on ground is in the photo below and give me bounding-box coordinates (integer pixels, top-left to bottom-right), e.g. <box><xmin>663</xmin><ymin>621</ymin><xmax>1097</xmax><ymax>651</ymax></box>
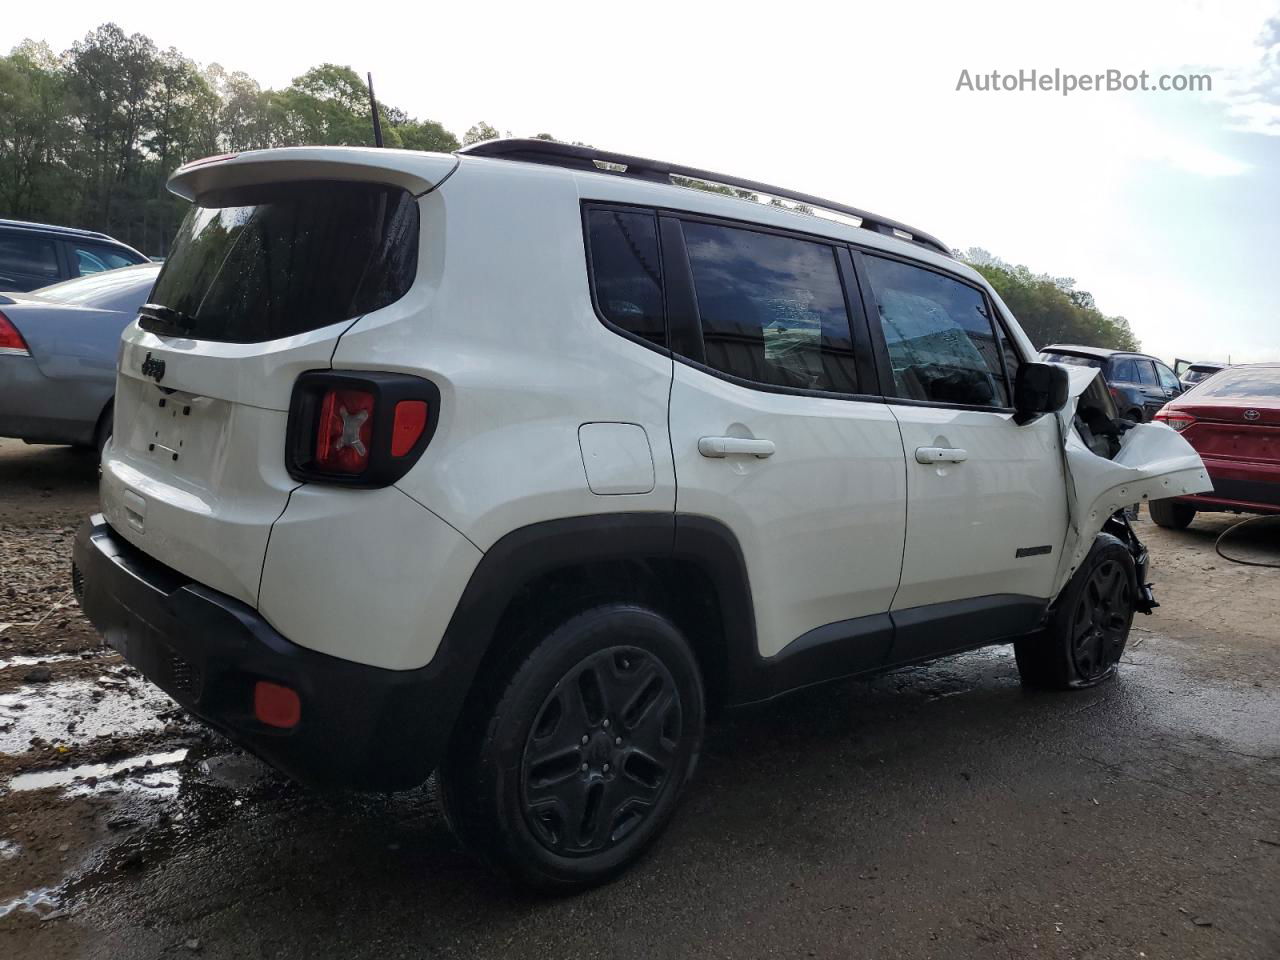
<box><xmin>1214</xmin><ymin>514</ymin><xmax>1280</xmax><ymax>569</ymax></box>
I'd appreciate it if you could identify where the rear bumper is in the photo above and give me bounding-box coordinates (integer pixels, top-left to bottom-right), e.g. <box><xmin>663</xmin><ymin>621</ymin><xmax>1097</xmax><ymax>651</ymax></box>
<box><xmin>72</xmin><ymin>514</ymin><xmax>461</xmax><ymax>790</ymax></box>
<box><xmin>1175</xmin><ymin>457</ymin><xmax>1280</xmax><ymax>516</ymax></box>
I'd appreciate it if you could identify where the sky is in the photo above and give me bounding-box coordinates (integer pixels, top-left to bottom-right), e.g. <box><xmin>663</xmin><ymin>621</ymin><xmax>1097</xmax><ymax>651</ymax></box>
<box><xmin>7</xmin><ymin>0</ymin><xmax>1280</xmax><ymax>362</ymax></box>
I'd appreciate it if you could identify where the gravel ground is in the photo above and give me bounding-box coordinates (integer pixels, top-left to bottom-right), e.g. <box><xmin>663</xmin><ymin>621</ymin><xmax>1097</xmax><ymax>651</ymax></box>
<box><xmin>1</xmin><ymin>436</ymin><xmax>1278</xmax><ymax>960</ymax></box>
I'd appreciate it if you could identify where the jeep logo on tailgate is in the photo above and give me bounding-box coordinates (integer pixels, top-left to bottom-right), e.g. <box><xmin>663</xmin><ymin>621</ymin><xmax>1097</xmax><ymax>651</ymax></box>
<box><xmin>141</xmin><ymin>352</ymin><xmax>166</xmax><ymax>382</ymax></box>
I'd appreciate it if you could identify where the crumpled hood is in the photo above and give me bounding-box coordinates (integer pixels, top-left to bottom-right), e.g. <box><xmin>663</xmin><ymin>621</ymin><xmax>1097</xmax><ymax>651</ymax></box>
<box><xmin>1054</xmin><ymin>366</ymin><xmax>1212</xmax><ymax>592</ymax></box>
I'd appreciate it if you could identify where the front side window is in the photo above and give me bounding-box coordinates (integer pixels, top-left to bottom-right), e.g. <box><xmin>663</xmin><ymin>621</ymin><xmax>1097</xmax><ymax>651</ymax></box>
<box><xmin>71</xmin><ymin>243</ymin><xmax>143</xmax><ymax>276</ymax></box>
<box><xmin>1156</xmin><ymin>363</ymin><xmax>1181</xmax><ymax>392</ymax></box>
<box><xmin>585</xmin><ymin>208</ymin><xmax>665</xmax><ymax>347</ymax></box>
<box><xmin>683</xmin><ymin>222</ymin><xmax>857</xmax><ymax>393</ymax></box>
<box><xmin>144</xmin><ymin>180</ymin><xmax>419</xmax><ymax>343</ymax></box>
<box><xmin>863</xmin><ymin>255</ymin><xmax>1010</xmax><ymax>407</ymax></box>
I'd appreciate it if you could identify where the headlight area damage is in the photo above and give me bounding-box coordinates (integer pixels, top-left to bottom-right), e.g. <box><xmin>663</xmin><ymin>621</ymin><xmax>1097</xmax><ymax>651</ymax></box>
<box><xmin>1052</xmin><ymin>366</ymin><xmax>1213</xmax><ymax>604</ymax></box>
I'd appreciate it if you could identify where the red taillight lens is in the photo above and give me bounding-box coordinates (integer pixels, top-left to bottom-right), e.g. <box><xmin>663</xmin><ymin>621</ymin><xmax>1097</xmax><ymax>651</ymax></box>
<box><xmin>253</xmin><ymin>680</ymin><xmax>301</xmax><ymax>729</ymax></box>
<box><xmin>287</xmin><ymin>371</ymin><xmax>438</xmax><ymax>487</ymax></box>
<box><xmin>314</xmin><ymin>388</ymin><xmax>375</xmax><ymax>474</ymax></box>
<box><xmin>1155</xmin><ymin>410</ymin><xmax>1195</xmax><ymax>432</ymax></box>
<box><xmin>391</xmin><ymin>400</ymin><xmax>428</xmax><ymax>457</ymax></box>
<box><xmin>0</xmin><ymin>311</ymin><xmax>29</xmax><ymax>355</ymax></box>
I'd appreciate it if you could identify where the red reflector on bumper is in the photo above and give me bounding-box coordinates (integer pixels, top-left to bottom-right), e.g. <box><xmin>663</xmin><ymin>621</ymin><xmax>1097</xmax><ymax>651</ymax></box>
<box><xmin>391</xmin><ymin>400</ymin><xmax>428</xmax><ymax>457</ymax></box>
<box><xmin>254</xmin><ymin>681</ymin><xmax>301</xmax><ymax>729</ymax></box>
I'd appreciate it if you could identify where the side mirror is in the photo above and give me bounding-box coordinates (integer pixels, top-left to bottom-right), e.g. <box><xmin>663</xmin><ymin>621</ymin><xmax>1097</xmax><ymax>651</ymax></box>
<box><xmin>1013</xmin><ymin>361</ymin><xmax>1069</xmax><ymax>425</ymax></box>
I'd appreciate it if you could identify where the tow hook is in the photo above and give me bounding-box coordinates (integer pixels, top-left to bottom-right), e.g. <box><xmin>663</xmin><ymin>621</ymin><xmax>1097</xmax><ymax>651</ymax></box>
<box><xmin>1136</xmin><ymin>582</ymin><xmax>1159</xmax><ymax>615</ymax></box>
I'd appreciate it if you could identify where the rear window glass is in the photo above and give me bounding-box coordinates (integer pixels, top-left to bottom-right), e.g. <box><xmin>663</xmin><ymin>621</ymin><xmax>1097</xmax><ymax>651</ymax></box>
<box><xmin>143</xmin><ymin>181</ymin><xmax>419</xmax><ymax>343</ymax></box>
<box><xmin>1041</xmin><ymin>352</ymin><xmax>1103</xmax><ymax>369</ymax></box>
<box><xmin>1192</xmin><ymin>365</ymin><xmax>1280</xmax><ymax>399</ymax></box>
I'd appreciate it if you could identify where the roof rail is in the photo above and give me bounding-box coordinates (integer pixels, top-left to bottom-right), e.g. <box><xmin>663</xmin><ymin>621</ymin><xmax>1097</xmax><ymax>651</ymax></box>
<box><xmin>456</xmin><ymin>138</ymin><xmax>951</xmax><ymax>258</ymax></box>
<box><xmin>0</xmin><ymin>218</ymin><xmax>116</xmax><ymax>242</ymax></box>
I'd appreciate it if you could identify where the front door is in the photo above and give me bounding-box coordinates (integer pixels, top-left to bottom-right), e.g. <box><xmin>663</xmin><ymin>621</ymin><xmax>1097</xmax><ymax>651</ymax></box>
<box><xmin>856</xmin><ymin>252</ymin><xmax>1069</xmax><ymax>663</ymax></box>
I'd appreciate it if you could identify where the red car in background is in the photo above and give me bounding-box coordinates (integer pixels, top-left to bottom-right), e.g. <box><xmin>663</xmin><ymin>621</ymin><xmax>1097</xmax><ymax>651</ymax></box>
<box><xmin>1152</xmin><ymin>363</ymin><xmax>1280</xmax><ymax>528</ymax></box>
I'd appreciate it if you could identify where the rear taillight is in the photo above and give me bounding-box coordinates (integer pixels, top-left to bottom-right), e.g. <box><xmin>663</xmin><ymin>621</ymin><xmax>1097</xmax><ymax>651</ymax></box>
<box><xmin>1155</xmin><ymin>410</ymin><xmax>1195</xmax><ymax>432</ymax></box>
<box><xmin>0</xmin><ymin>311</ymin><xmax>29</xmax><ymax>356</ymax></box>
<box><xmin>286</xmin><ymin>371</ymin><xmax>439</xmax><ymax>486</ymax></box>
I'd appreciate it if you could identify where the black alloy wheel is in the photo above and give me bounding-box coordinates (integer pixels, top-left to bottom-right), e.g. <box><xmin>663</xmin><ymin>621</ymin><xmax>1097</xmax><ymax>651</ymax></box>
<box><xmin>520</xmin><ymin>646</ymin><xmax>681</xmax><ymax>856</ymax></box>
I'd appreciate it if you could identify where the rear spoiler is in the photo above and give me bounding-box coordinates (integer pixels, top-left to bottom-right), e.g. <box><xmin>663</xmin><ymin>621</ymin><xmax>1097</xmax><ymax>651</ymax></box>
<box><xmin>168</xmin><ymin>147</ymin><xmax>459</xmax><ymax>202</ymax></box>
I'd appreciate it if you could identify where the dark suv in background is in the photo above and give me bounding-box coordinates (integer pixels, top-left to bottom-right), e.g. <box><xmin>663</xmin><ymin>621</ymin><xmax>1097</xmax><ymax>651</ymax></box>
<box><xmin>0</xmin><ymin>220</ymin><xmax>149</xmax><ymax>291</ymax></box>
<box><xmin>1040</xmin><ymin>345</ymin><xmax>1183</xmax><ymax>421</ymax></box>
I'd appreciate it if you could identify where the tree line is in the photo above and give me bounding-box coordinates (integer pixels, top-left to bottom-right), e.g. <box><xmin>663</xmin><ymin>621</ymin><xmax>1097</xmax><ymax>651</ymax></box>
<box><xmin>0</xmin><ymin>23</ymin><xmax>1139</xmax><ymax>350</ymax></box>
<box><xmin>961</xmin><ymin>249</ymin><xmax>1140</xmax><ymax>352</ymax></box>
<box><xmin>0</xmin><ymin>24</ymin><xmax>516</xmax><ymax>257</ymax></box>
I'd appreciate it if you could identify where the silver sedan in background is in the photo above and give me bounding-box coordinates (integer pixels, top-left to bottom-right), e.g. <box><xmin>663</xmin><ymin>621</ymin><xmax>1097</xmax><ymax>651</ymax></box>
<box><xmin>0</xmin><ymin>262</ymin><xmax>160</xmax><ymax>454</ymax></box>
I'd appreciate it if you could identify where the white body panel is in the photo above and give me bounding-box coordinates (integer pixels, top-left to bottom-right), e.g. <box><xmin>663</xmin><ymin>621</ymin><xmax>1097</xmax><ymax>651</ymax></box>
<box><xmin>333</xmin><ymin>161</ymin><xmax>676</xmax><ymax>551</ymax></box>
<box><xmin>888</xmin><ymin>404</ymin><xmax>1068</xmax><ymax>610</ymax></box>
<box><xmin>668</xmin><ymin>363</ymin><xmax>906</xmax><ymax>657</ymax></box>
<box><xmin>98</xmin><ymin>144</ymin><xmax>1210</xmax><ymax>680</ymax></box>
<box><xmin>258</xmin><ymin>486</ymin><xmax>482</xmax><ymax>670</ymax></box>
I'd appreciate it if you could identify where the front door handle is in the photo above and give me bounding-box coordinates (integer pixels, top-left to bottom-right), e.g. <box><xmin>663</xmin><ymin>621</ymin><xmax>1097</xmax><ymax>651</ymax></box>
<box><xmin>699</xmin><ymin>436</ymin><xmax>776</xmax><ymax>459</ymax></box>
<box><xmin>915</xmin><ymin>446</ymin><xmax>968</xmax><ymax>464</ymax></box>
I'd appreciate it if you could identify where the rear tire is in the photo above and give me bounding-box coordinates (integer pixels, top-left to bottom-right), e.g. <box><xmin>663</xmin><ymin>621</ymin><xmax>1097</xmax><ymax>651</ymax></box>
<box><xmin>93</xmin><ymin>402</ymin><xmax>113</xmax><ymax>461</ymax></box>
<box><xmin>440</xmin><ymin>604</ymin><xmax>705</xmax><ymax>893</ymax></box>
<box><xmin>1149</xmin><ymin>499</ymin><xmax>1195</xmax><ymax>529</ymax></box>
<box><xmin>1125</xmin><ymin>408</ymin><xmax>1144</xmax><ymax>423</ymax></box>
<box><xmin>1015</xmin><ymin>534</ymin><xmax>1136</xmax><ymax>689</ymax></box>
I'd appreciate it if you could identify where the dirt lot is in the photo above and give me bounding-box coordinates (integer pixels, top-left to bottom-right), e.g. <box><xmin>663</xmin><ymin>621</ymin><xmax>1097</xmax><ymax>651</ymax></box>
<box><xmin>2</xmin><ymin>436</ymin><xmax>1279</xmax><ymax>960</ymax></box>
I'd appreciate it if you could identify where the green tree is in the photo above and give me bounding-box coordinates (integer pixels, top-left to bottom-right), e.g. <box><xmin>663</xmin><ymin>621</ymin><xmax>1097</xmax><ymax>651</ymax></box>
<box><xmin>0</xmin><ymin>41</ymin><xmax>80</xmax><ymax>221</ymax></box>
<box><xmin>462</xmin><ymin>121</ymin><xmax>500</xmax><ymax>145</ymax></box>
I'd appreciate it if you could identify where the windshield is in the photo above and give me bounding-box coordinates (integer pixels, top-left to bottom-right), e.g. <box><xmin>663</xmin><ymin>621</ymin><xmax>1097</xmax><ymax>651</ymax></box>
<box><xmin>35</xmin><ymin>264</ymin><xmax>160</xmax><ymax>309</ymax></box>
<box><xmin>143</xmin><ymin>180</ymin><xmax>419</xmax><ymax>343</ymax></box>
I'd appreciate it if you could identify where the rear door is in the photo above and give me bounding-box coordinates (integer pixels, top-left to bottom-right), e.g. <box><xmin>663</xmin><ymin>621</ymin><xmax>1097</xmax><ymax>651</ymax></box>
<box><xmin>665</xmin><ymin>216</ymin><xmax>906</xmax><ymax>666</ymax></box>
<box><xmin>101</xmin><ymin>164</ymin><xmax>443</xmax><ymax>607</ymax></box>
<box><xmin>856</xmin><ymin>251</ymin><xmax>1069</xmax><ymax>663</ymax></box>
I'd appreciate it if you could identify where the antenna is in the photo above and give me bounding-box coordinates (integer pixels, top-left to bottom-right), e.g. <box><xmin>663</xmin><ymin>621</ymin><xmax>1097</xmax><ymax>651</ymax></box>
<box><xmin>367</xmin><ymin>72</ymin><xmax>384</xmax><ymax>148</ymax></box>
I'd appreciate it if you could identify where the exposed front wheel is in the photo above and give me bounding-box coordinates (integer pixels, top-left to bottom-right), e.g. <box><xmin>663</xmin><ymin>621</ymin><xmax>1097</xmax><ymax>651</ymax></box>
<box><xmin>440</xmin><ymin>604</ymin><xmax>705</xmax><ymax>892</ymax></box>
<box><xmin>1015</xmin><ymin>534</ymin><xmax>1136</xmax><ymax>689</ymax></box>
<box><xmin>1149</xmin><ymin>499</ymin><xmax>1196</xmax><ymax>529</ymax></box>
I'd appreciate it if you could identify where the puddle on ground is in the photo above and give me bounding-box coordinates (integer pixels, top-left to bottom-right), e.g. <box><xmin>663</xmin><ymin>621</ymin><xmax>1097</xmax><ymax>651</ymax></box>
<box><xmin>0</xmin><ymin>886</ymin><xmax>60</xmax><ymax>920</ymax></box>
<box><xmin>9</xmin><ymin>749</ymin><xmax>189</xmax><ymax>795</ymax></box>
<box><xmin>0</xmin><ymin>654</ymin><xmax>84</xmax><ymax>670</ymax></box>
<box><xmin>0</xmin><ymin>673</ymin><xmax>171</xmax><ymax>754</ymax></box>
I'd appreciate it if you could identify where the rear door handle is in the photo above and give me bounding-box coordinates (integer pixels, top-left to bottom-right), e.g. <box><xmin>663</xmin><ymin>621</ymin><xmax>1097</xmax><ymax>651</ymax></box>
<box><xmin>915</xmin><ymin>446</ymin><xmax>968</xmax><ymax>464</ymax></box>
<box><xmin>698</xmin><ymin>437</ymin><xmax>776</xmax><ymax>459</ymax></box>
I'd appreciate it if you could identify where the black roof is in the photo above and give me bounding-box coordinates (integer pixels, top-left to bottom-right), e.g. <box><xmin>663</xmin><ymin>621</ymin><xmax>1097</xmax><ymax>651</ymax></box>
<box><xmin>457</xmin><ymin>138</ymin><xmax>951</xmax><ymax>258</ymax></box>
<box><xmin>1042</xmin><ymin>344</ymin><xmax>1161</xmax><ymax>362</ymax></box>
<box><xmin>0</xmin><ymin>218</ymin><xmax>120</xmax><ymax>243</ymax></box>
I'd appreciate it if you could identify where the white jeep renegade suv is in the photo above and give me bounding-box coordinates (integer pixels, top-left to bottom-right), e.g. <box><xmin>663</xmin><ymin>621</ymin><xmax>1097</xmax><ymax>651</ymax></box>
<box><xmin>73</xmin><ymin>139</ymin><xmax>1210</xmax><ymax>891</ymax></box>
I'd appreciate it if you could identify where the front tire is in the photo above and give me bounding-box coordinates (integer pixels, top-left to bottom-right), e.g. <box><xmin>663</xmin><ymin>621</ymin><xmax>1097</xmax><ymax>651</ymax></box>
<box><xmin>440</xmin><ymin>604</ymin><xmax>705</xmax><ymax>893</ymax></box>
<box><xmin>1149</xmin><ymin>499</ymin><xmax>1195</xmax><ymax>529</ymax></box>
<box><xmin>1015</xmin><ymin>534</ymin><xmax>1136</xmax><ymax>689</ymax></box>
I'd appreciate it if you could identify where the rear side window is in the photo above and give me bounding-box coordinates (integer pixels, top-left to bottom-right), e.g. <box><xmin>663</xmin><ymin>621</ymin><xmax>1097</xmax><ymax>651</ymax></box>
<box><xmin>1109</xmin><ymin>358</ymin><xmax>1138</xmax><ymax>382</ymax></box>
<box><xmin>1135</xmin><ymin>360</ymin><xmax>1159</xmax><ymax>387</ymax></box>
<box><xmin>683</xmin><ymin>222</ymin><xmax>858</xmax><ymax>393</ymax></box>
<box><xmin>143</xmin><ymin>181</ymin><xmax>419</xmax><ymax>343</ymax></box>
<box><xmin>585</xmin><ymin>208</ymin><xmax>665</xmax><ymax>347</ymax></box>
<box><xmin>862</xmin><ymin>255</ymin><xmax>1010</xmax><ymax>407</ymax></box>
<box><xmin>0</xmin><ymin>233</ymin><xmax>60</xmax><ymax>286</ymax></box>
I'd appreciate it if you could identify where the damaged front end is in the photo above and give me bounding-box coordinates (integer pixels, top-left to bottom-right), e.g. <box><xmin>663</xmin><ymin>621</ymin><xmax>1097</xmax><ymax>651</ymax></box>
<box><xmin>1052</xmin><ymin>366</ymin><xmax>1212</xmax><ymax>610</ymax></box>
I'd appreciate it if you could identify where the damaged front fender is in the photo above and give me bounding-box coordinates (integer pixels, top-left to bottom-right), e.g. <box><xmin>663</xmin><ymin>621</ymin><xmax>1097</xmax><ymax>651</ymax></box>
<box><xmin>1053</xmin><ymin>367</ymin><xmax>1212</xmax><ymax>595</ymax></box>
